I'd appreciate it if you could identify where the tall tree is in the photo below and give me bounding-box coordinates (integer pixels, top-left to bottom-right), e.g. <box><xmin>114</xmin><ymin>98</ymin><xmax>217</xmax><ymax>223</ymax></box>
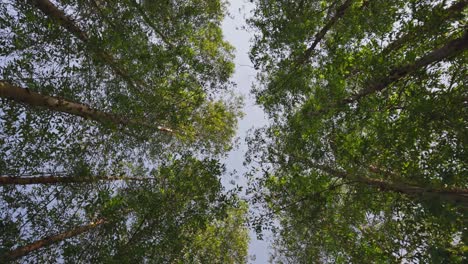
<box><xmin>0</xmin><ymin>156</ymin><xmax>248</xmax><ymax>262</ymax></box>
<box><xmin>0</xmin><ymin>174</ymin><xmax>155</xmax><ymax>185</ymax></box>
<box><xmin>0</xmin><ymin>81</ymin><xmax>172</xmax><ymax>132</ymax></box>
<box><xmin>248</xmin><ymin>0</ymin><xmax>468</xmax><ymax>262</ymax></box>
<box><xmin>1</xmin><ymin>219</ymin><xmax>106</xmax><ymax>262</ymax></box>
<box><xmin>0</xmin><ymin>0</ymin><xmax>241</xmax><ymax>177</ymax></box>
<box><xmin>0</xmin><ymin>0</ymin><xmax>248</xmax><ymax>262</ymax></box>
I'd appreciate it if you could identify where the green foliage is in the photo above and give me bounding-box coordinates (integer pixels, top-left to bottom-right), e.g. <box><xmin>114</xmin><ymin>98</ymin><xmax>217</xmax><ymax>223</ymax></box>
<box><xmin>181</xmin><ymin>201</ymin><xmax>250</xmax><ymax>263</ymax></box>
<box><xmin>248</xmin><ymin>0</ymin><xmax>467</xmax><ymax>262</ymax></box>
<box><xmin>0</xmin><ymin>0</ymin><xmax>241</xmax><ymax>177</ymax></box>
<box><xmin>0</xmin><ymin>156</ymin><xmax>245</xmax><ymax>262</ymax></box>
<box><xmin>0</xmin><ymin>0</ymin><xmax>248</xmax><ymax>262</ymax></box>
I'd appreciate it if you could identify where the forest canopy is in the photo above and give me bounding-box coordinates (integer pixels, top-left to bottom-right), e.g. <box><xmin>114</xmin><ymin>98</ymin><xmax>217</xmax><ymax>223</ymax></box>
<box><xmin>1</xmin><ymin>0</ymin><xmax>247</xmax><ymax>262</ymax></box>
<box><xmin>247</xmin><ymin>0</ymin><xmax>467</xmax><ymax>263</ymax></box>
<box><xmin>1</xmin><ymin>0</ymin><xmax>467</xmax><ymax>263</ymax></box>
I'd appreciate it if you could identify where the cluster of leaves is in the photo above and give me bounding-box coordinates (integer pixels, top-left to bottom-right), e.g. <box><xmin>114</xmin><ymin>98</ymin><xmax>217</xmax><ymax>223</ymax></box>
<box><xmin>248</xmin><ymin>0</ymin><xmax>467</xmax><ymax>262</ymax></box>
<box><xmin>0</xmin><ymin>0</ymin><xmax>249</xmax><ymax>262</ymax></box>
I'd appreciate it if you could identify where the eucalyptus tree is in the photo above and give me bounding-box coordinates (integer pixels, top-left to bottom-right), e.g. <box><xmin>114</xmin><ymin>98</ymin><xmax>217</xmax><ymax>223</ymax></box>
<box><xmin>248</xmin><ymin>0</ymin><xmax>467</xmax><ymax>262</ymax></box>
<box><xmin>1</xmin><ymin>156</ymin><xmax>249</xmax><ymax>263</ymax></box>
<box><xmin>0</xmin><ymin>0</ymin><xmax>241</xmax><ymax>177</ymax></box>
<box><xmin>0</xmin><ymin>0</ymin><xmax>249</xmax><ymax>262</ymax></box>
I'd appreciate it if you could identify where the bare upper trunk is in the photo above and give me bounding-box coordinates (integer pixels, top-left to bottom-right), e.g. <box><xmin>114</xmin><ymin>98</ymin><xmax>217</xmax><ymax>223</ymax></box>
<box><xmin>0</xmin><ymin>81</ymin><xmax>172</xmax><ymax>133</ymax></box>
<box><xmin>345</xmin><ymin>0</ymin><xmax>468</xmax><ymax>78</ymax></box>
<box><xmin>2</xmin><ymin>219</ymin><xmax>106</xmax><ymax>261</ymax></box>
<box><xmin>0</xmin><ymin>175</ymin><xmax>155</xmax><ymax>185</ymax></box>
<box><xmin>307</xmin><ymin>31</ymin><xmax>468</xmax><ymax>116</ymax></box>
<box><xmin>314</xmin><ymin>164</ymin><xmax>468</xmax><ymax>208</ymax></box>
<box><xmin>299</xmin><ymin>0</ymin><xmax>354</xmax><ymax>65</ymax></box>
<box><xmin>346</xmin><ymin>31</ymin><xmax>468</xmax><ymax>103</ymax></box>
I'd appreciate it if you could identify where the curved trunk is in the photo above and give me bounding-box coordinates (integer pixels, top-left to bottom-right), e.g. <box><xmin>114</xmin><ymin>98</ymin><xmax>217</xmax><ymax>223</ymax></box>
<box><xmin>2</xmin><ymin>219</ymin><xmax>106</xmax><ymax>261</ymax></box>
<box><xmin>307</xmin><ymin>31</ymin><xmax>468</xmax><ymax>117</ymax></box>
<box><xmin>345</xmin><ymin>0</ymin><xmax>468</xmax><ymax>78</ymax></box>
<box><xmin>353</xmin><ymin>176</ymin><xmax>468</xmax><ymax>207</ymax></box>
<box><xmin>0</xmin><ymin>81</ymin><xmax>172</xmax><ymax>133</ymax></box>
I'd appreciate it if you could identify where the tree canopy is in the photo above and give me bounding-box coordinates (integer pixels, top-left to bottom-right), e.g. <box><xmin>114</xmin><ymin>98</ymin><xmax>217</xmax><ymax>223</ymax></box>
<box><xmin>1</xmin><ymin>0</ymin><xmax>248</xmax><ymax>262</ymax></box>
<box><xmin>248</xmin><ymin>0</ymin><xmax>467</xmax><ymax>262</ymax></box>
<box><xmin>1</xmin><ymin>0</ymin><xmax>467</xmax><ymax>262</ymax></box>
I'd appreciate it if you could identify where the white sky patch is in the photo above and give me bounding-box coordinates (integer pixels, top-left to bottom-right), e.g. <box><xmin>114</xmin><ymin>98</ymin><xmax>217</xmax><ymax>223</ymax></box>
<box><xmin>221</xmin><ymin>1</ymin><xmax>270</xmax><ymax>263</ymax></box>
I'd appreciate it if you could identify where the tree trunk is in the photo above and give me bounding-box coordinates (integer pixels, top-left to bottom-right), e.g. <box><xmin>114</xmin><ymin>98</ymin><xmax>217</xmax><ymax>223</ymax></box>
<box><xmin>0</xmin><ymin>175</ymin><xmax>155</xmax><ymax>185</ymax></box>
<box><xmin>1</xmin><ymin>219</ymin><xmax>106</xmax><ymax>261</ymax></box>
<box><xmin>314</xmin><ymin>164</ymin><xmax>468</xmax><ymax>208</ymax></box>
<box><xmin>354</xmin><ymin>176</ymin><xmax>468</xmax><ymax>206</ymax></box>
<box><xmin>127</xmin><ymin>0</ymin><xmax>174</xmax><ymax>49</ymax></box>
<box><xmin>299</xmin><ymin>0</ymin><xmax>354</xmax><ymax>65</ymax></box>
<box><xmin>0</xmin><ymin>81</ymin><xmax>172</xmax><ymax>133</ymax></box>
<box><xmin>345</xmin><ymin>31</ymin><xmax>468</xmax><ymax>103</ymax></box>
<box><xmin>345</xmin><ymin>0</ymin><xmax>468</xmax><ymax>78</ymax></box>
<box><xmin>307</xmin><ymin>31</ymin><xmax>468</xmax><ymax>117</ymax></box>
<box><xmin>29</xmin><ymin>0</ymin><xmax>146</xmax><ymax>92</ymax></box>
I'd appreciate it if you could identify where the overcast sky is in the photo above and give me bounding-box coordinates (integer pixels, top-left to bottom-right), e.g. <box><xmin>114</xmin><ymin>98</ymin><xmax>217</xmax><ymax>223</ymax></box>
<box><xmin>221</xmin><ymin>1</ymin><xmax>271</xmax><ymax>263</ymax></box>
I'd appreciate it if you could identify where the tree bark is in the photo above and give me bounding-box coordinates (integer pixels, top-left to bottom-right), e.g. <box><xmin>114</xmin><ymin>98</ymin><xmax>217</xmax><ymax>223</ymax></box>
<box><xmin>0</xmin><ymin>81</ymin><xmax>173</xmax><ymax>133</ymax></box>
<box><xmin>299</xmin><ymin>0</ymin><xmax>354</xmax><ymax>65</ymax></box>
<box><xmin>307</xmin><ymin>31</ymin><xmax>468</xmax><ymax>117</ymax></box>
<box><xmin>0</xmin><ymin>175</ymin><xmax>155</xmax><ymax>185</ymax></box>
<box><xmin>345</xmin><ymin>0</ymin><xmax>468</xmax><ymax>78</ymax></box>
<box><xmin>345</xmin><ymin>31</ymin><xmax>468</xmax><ymax>103</ymax></box>
<box><xmin>382</xmin><ymin>0</ymin><xmax>467</xmax><ymax>56</ymax></box>
<box><xmin>29</xmin><ymin>0</ymin><xmax>146</xmax><ymax>92</ymax></box>
<box><xmin>2</xmin><ymin>219</ymin><xmax>106</xmax><ymax>261</ymax></box>
<box><xmin>314</xmin><ymin>164</ymin><xmax>468</xmax><ymax>208</ymax></box>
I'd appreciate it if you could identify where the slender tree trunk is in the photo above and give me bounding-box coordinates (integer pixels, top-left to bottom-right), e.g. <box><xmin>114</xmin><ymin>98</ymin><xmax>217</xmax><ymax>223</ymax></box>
<box><xmin>299</xmin><ymin>0</ymin><xmax>354</xmax><ymax>65</ymax></box>
<box><xmin>0</xmin><ymin>81</ymin><xmax>172</xmax><ymax>133</ymax></box>
<box><xmin>127</xmin><ymin>0</ymin><xmax>174</xmax><ymax>49</ymax></box>
<box><xmin>381</xmin><ymin>0</ymin><xmax>467</xmax><ymax>56</ymax></box>
<box><xmin>0</xmin><ymin>175</ymin><xmax>155</xmax><ymax>185</ymax></box>
<box><xmin>277</xmin><ymin>0</ymin><xmax>353</xmax><ymax>94</ymax></box>
<box><xmin>345</xmin><ymin>0</ymin><xmax>468</xmax><ymax>78</ymax></box>
<box><xmin>345</xmin><ymin>31</ymin><xmax>468</xmax><ymax>103</ymax></box>
<box><xmin>2</xmin><ymin>219</ymin><xmax>106</xmax><ymax>261</ymax></box>
<box><xmin>307</xmin><ymin>31</ymin><xmax>468</xmax><ymax>117</ymax></box>
<box><xmin>29</xmin><ymin>0</ymin><xmax>146</xmax><ymax>92</ymax></box>
<box><xmin>314</xmin><ymin>164</ymin><xmax>468</xmax><ymax>208</ymax></box>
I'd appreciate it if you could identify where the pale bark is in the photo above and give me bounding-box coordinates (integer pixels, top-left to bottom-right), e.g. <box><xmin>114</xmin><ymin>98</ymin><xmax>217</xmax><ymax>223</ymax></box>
<box><xmin>2</xmin><ymin>219</ymin><xmax>106</xmax><ymax>261</ymax></box>
<box><xmin>307</xmin><ymin>31</ymin><xmax>468</xmax><ymax>116</ymax></box>
<box><xmin>0</xmin><ymin>175</ymin><xmax>155</xmax><ymax>185</ymax></box>
<box><xmin>344</xmin><ymin>31</ymin><xmax>468</xmax><ymax>103</ymax></box>
<box><xmin>383</xmin><ymin>0</ymin><xmax>467</xmax><ymax>56</ymax></box>
<box><xmin>314</xmin><ymin>164</ymin><xmax>468</xmax><ymax>208</ymax></box>
<box><xmin>0</xmin><ymin>81</ymin><xmax>173</xmax><ymax>133</ymax></box>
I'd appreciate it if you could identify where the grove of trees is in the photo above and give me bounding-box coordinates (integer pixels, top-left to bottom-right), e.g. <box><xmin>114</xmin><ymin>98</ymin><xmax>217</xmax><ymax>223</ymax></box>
<box><xmin>1</xmin><ymin>0</ymin><xmax>247</xmax><ymax>262</ymax></box>
<box><xmin>247</xmin><ymin>0</ymin><xmax>467</xmax><ymax>263</ymax></box>
<box><xmin>1</xmin><ymin>0</ymin><xmax>467</xmax><ymax>263</ymax></box>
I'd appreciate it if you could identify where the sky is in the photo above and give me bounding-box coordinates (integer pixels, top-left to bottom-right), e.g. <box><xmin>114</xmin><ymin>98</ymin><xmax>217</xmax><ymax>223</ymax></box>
<box><xmin>221</xmin><ymin>1</ymin><xmax>272</xmax><ymax>263</ymax></box>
